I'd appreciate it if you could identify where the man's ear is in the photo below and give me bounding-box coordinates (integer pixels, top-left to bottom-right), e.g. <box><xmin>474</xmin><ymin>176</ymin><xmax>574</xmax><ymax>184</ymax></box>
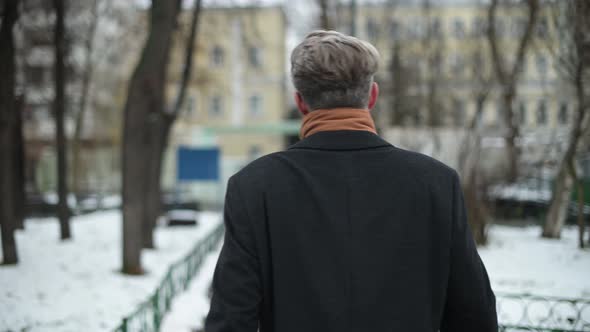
<box><xmin>368</xmin><ymin>82</ymin><xmax>379</xmax><ymax>110</ymax></box>
<box><xmin>295</xmin><ymin>92</ymin><xmax>310</xmax><ymax>115</ymax></box>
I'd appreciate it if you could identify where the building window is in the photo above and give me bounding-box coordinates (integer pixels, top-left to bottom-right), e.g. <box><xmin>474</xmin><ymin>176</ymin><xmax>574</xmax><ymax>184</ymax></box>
<box><xmin>209</xmin><ymin>96</ymin><xmax>222</xmax><ymax>117</ymax></box>
<box><xmin>512</xmin><ymin>17</ymin><xmax>527</xmax><ymax>37</ymax></box>
<box><xmin>431</xmin><ymin>17</ymin><xmax>443</xmax><ymax>38</ymax></box>
<box><xmin>472</xmin><ymin>51</ymin><xmax>484</xmax><ymax>71</ymax></box>
<box><xmin>367</xmin><ymin>18</ymin><xmax>379</xmax><ymax>40</ymax></box>
<box><xmin>518</xmin><ymin>101</ymin><xmax>527</xmax><ymax>125</ymax></box>
<box><xmin>496</xmin><ymin>103</ymin><xmax>505</xmax><ymax>126</ymax></box>
<box><xmin>474</xmin><ymin>101</ymin><xmax>484</xmax><ymax>125</ymax></box>
<box><xmin>453</xmin><ymin>18</ymin><xmax>465</xmax><ymax>39</ymax></box>
<box><xmin>453</xmin><ymin>99</ymin><xmax>465</xmax><ymax>126</ymax></box>
<box><xmin>249</xmin><ymin>94</ymin><xmax>262</xmax><ymax>117</ymax></box>
<box><xmin>211</xmin><ymin>46</ymin><xmax>224</xmax><ymax>67</ymax></box>
<box><xmin>518</xmin><ymin>56</ymin><xmax>527</xmax><ymax>75</ymax></box>
<box><xmin>558</xmin><ymin>102</ymin><xmax>568</xmax><ymax>125</ymax></box>
<box><xmin>536</xmin><ymin>100</ymin><xmax>547</xmax><ymax>125</ymax></box>
<box><xmin>450</xmin><ymin>53</ymin><xmax>464</xmax><ymax>77</ymax></box>
<box><xmin>536</xmin><ymin>54</ymin><xmax>547</xmax><ymax>76</ymax></box>
<box><xmin>429</xmin><ymin>53</ymin><xmax>443</xmax><ymax>74</ymax></box>
<box><xmin>248</xmin><ymin>47</ymin><xmax>262</xmax><ymax>68</ymax></box>
<box><xmin>408</xmin><ymin>19</ymin><xmax>423</xmax><ymax>38</ymax></box>
<box><xmin>494</xmin><ymin>18</ymin><xmax>506</xmax><ymax>37</ymax></box>
<box><xmin>26</xmin><ymin>65</ymin><xmax>46</xmax><ymax>86</ymax></box>
<box><xmin>471</xmin><ymin>17</ymin><xmax>486</xmax><ymax>37</ymax></box>
<box><xmin>536</xmin><ymin>17</ymin><xmax>548</xmax><ymax>38</ymax></box>
<box><xmin>185</xmin><ymin>95</ymin><xmax>196</xmax><ymax>117</ymax></box>
<box><xmin>389</xmin><ymin>19</ymin><xmax>402</xmax><ymax>40</ymax></box>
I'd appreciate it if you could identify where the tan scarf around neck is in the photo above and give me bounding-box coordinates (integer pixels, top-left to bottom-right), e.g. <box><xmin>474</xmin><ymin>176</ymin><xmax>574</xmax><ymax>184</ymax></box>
<box><xmin>299</xmin><ymin>108</ymin><xmax>377</xmax><ymax>139</ymax></box>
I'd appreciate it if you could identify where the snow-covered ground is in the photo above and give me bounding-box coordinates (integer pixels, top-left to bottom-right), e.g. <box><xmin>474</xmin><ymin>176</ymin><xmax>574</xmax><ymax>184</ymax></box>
<box><xmin>480</xmin><ymin>224</ymin><xmax>590</xmax><ymax>299</ymax></box>
<box><xmin>0</xmin><ymin>210</ymin><xmax>221</xmax><ymax>332</ymax></box>
<box><xmin>159</xmin><ymin>224</ymin><xmax>590</xmax><ymax>332</ymax></box>
<box><xmin>2</xmin><ymin>213</ymin><xmax>589</xmax><ymax>332</ymax></box>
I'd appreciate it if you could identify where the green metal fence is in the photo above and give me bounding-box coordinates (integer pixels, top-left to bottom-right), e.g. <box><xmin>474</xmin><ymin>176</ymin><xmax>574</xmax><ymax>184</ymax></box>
<box><xmin>113</xmin><ymin>222</ymin><xmax>225</xmax><ymax>332</ymax></box>
<box><xmin>497</xmin><ymin>293</ymin><xmax>590</xmax><ymax>332</ymax></box>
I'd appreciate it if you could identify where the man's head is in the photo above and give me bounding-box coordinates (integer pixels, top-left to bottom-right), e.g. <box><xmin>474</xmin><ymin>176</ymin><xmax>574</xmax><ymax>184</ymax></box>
<box><xmin>291</xmin><ymin>30</ymin><xmax>380</xmax><ymax>114</ymax></box>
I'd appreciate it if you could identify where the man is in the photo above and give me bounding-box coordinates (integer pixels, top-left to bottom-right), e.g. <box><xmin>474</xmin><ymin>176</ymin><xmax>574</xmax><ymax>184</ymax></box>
<box><xmin>206</xmin><ymin>30</ymin><xmax>497</xmax><ymax>332</ymax></box>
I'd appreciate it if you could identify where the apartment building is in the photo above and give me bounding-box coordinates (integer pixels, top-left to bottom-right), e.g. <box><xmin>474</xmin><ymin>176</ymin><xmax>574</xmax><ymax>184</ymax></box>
<box><xmin>163</xmin><ymin>5</ymin><xmax>288</xmax><ymax>199</ymax></box>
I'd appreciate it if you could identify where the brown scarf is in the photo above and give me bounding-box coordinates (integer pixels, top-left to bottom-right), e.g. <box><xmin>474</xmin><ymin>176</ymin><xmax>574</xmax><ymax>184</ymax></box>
<box><xmin>299</xmin><ymin>108</ymin><xmax>377</xmax><ymax>139</ymax></box>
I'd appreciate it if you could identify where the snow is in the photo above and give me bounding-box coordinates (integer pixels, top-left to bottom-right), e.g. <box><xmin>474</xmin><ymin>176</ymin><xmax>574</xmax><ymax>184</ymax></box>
<box><xmin>0</xmin><ymin>210</ymin><xmax>222</xmax><ymax>332</ymax></box>
<box><xmin>480</xmin><ymin>224</ymin><xmax>590</xmax><ymax>299</ymax></box>
<box><xmin>489</xmin><ymin>181</ymin><xmax>553</xmax><ymax>203</ymax></box>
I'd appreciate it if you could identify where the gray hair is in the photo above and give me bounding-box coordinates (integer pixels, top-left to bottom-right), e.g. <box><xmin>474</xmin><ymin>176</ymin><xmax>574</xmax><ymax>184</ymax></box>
<box><xmin>290</xmin><ymin>30</ymin><xmax>380</xmax><ymax>110</ymax></box>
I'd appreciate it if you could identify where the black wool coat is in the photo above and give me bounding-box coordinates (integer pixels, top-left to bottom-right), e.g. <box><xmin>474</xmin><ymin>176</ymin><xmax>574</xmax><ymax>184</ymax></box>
<box><xmin>205</xmin><ymin>130</ymin><xmax>498</xmax><ymax>332</ymax></box>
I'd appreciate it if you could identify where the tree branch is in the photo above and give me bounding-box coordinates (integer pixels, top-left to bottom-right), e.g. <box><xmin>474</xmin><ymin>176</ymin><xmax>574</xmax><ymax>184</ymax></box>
<box><xmin>169</xmin><ymin>0</ymin><xmax>202</xmax><ymax>118</ymax></box>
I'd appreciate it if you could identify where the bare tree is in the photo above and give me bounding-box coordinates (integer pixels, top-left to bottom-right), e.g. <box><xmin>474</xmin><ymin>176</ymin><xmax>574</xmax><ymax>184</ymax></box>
<box><xmin>142</xmin><ymin>0</ymin><xmax>203</xmax><ymax>249</ymax></box>
<box><xmin>388</xmin><ymin>43</ymin><xmax>422</xmax><ymax>126</ymax></box>
<box><xmin>52</xmin><ymin>0</ymin><xmax>72</xmax><ymax>240</ymax></box>
<box><xmin>487</xmin><ymin>0</ymin><xmax>539</xmax><ymax>182</ymax></box>
<box><xmin>542</xmin><ymin>0</ymin><xmax>590</xmax><ymax>242</ymax></box>
<box><xmin>13</xmin><ymin>95</ymin><xmax>25</xmax><ymax>231</ymax></box>
<box><xmin>350</xmin><ymin>0</ymin><xmax>357</xmax><ymax>36</ymax></box>
<box><xmin>458</xmin><ymin>44</ymin><xmax>494</xmax><ymax>245</ymax></box>
<box><xmin>380</xmin><ymin>1</ymin><xmax>447</xmax><ymax>131</ymax></box>
<box><xmin>121</xmin><ymin>0</ymin><xmax>180</xmax><ymax>274</ymax></box>
<box><xmin>0</xmin><ymin>0</ymin><xmax>20</xmax><ymax>264</ymax></box>
<box><xmin>317</xmin><ymin>0</ymin><xmax>333</xmax><ymax>30</ymax></box>
<box><xmin>71</xmin><ymin>0</ymin><xmax>100</xmax><ymax>201</ymax></box>
<box><xmin>422</xmin><ymin>0</ymin><xmax>445</xmax><ymax>129</ymax></box>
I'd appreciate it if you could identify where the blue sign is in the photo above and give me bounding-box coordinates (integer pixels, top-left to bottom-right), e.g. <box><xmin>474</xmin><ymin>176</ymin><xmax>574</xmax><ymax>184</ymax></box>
<box><xmin>177</xmin><ymin>147</ymin><xmax>220</xmax><ymax>181</ymax></box>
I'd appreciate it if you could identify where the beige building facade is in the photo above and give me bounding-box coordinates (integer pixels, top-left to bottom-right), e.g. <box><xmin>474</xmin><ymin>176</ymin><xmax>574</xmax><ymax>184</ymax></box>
<box><xmin>334</xmin><ymin>3</ymin><xmax>569</xmax><ymax>133</ymax></box>
<box><xmin>164</xmin><ymin>6</ymin><xmax>288</xmax><ymax>202</ymax></box>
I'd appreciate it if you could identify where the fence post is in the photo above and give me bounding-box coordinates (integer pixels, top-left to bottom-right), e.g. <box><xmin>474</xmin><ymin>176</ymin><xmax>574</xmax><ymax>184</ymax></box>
<box><xmin>153</xmin><ymin>291</ymin><xmax>160</xmax><ymax>331</ymax></box>
<box><xmin>121</xmin><ymin>318</ymin><xmax>128</xmax><ymax>332</ymax></box>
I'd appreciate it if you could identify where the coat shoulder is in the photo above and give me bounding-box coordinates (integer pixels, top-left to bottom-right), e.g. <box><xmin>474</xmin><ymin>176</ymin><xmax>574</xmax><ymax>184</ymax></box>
<box><xmin>389</xmin><ymin>146</ymin><xmax>458</xmax><ymax>182</ymax></box>
<box><xmin>230</xmin><ymin>151</ymin><xmax>285</xmax><ymax>189</ymax></box>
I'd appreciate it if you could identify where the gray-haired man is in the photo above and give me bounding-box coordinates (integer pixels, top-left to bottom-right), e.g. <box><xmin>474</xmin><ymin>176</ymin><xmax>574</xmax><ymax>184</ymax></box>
<box><xmin>205</xmin><ymin>30</ymin><xmax>498</xmax><ymax>332</ymax></box>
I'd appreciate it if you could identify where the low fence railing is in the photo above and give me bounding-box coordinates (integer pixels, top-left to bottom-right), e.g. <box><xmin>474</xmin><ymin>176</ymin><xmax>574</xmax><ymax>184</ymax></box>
<box><xmin>113</xmin><ymin>221</ymin><xmax>225</xmax><ymax>332</ymax></box>
<box><xmin>497</xmin><ymin>293</ymin><xmax>590</xmax><ymax>332</ymax></box>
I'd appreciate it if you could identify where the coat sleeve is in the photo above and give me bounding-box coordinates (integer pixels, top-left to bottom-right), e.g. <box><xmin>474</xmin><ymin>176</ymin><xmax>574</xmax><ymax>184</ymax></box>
<box><xmin>440</xmin><ymin>171</ymin><xmax>498</xmax><ymax>332</ymax></box>
<box><xmin>205</xmin><ymin>176</ymin><xmax>261</xmax><ymax>332</ymax></box>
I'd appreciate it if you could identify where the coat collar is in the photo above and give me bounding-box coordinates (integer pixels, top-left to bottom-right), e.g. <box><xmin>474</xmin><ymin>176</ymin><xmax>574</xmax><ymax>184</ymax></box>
<box><xmin>288</xmin><ymin>130</ymin><xmax>393</xmax><ymax>151</ymax></box>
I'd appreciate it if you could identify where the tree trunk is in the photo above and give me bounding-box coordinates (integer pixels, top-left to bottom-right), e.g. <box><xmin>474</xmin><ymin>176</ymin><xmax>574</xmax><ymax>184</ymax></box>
<box><xmin>503</xmin><ymin>91</ymin><xmax>520</xmax><ymax>182</ymax></box>
<box><xmin>72</xmin><ymin>0</ymin><xmax>99</xmax><ymax>201</ymax></box>
<box><xmin>543</xmin><ymin>56</ymin><xmax>587</xmax><ymax>238</ymax></box>
<box><xmin>142</xmin><ymin>0</ymin><xmax>202</xmax><ymax>249</ymax></box>
<box><xmin>143</xmin><ymin>118</ymin><xmax>172</xmax><ymax>248</ymax></box>
<box><xmin>487</xmin><ymin>0</ymin><xmax>539</xmax><ymax>183</ymax></box>
<box><xmin>542</xmin><ymin>162</ymin><xmax>574</xmax><ymax>239</ymax></box>
<box><xmin>13</xmin><ymin>95</ymin><xmax>25</xmax><ymax>230</ymax></box>
<box><xmin>0</xmin><ymin>0</ymin><xmax>20</xmax><ymax>264</ymax></box>
<box><xmin>53</xmin><ymin>0</ymin><xmax>71</xmax><ymax>240</ymax></box>
<box><xmin>350</xmin><ymin>0</ymin><xmax>357</xmax><ymax>36</ymax></box>
<box><xmin>463</xmin><ymin>134</ymin><xmax>489</xmax><ymax>245</ymax></box>
<box><xmin>122</xmin><ymin>0</ymin><xmax>179</xmax><ymax>274</ymax></box>
<box><xmin>317</xmin><ymin>0</ymin><xmax>331</xmax><ymax>30</ymax></box>
<box><xmin>577</xmin><ymin>180</ymin><xmax>584</xmax><ymax>249</ymax></box>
